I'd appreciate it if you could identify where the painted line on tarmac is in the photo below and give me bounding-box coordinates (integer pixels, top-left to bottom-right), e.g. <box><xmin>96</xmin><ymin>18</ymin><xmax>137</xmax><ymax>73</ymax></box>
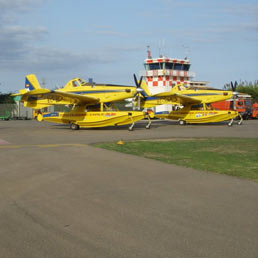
<box><xmin>0</xmin><ymin>139</ymin><xmax>10</xmax><ymax>145</ymax></box>
<box><xmin>0</xmin><ymin>143</ymin><xmax>89</xmax><ymax>149</ymax></box>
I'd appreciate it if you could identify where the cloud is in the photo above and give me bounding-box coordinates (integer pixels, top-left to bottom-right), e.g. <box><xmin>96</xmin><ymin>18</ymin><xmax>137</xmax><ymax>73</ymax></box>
<box><xmin>0</xmin><ymin>0</ymin><xmax>47</xmax><ymax>24</ymax></box>
<box><xmin>222</xmin><ymin>3</ymin><xmax>258</xmax><ymax>16</ymax></box>
<box><xmin>0</xmin><ymin>23</ymin><xmax>131</xmax><ymax>72</ymax></box>
<box><xmin>0</xmin><ymin>0</ymin><xmax>47</xmax><ymax>15</ymax></box>
<box><xmin>165</xmin><ymin>19</ymin><xmax>258</xmax><ymax>44</ymax></box>
<box><xmin>26</xmin><ymin>47</ymin><xmax>114</xmax><ymax>71</ymax></box>
<box><xmin>0</xmin><ymin>25</ymin><xmax>48</xmax><ymax>61</ymax></box>
<box><xmin>0</xmin><ymin>0</ymin><xmax>117</xmax><ymax>72</ymax></box>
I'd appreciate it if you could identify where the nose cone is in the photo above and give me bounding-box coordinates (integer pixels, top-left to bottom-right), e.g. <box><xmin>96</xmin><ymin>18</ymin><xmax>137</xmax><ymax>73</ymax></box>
<box><xmin>224</xmin><ymin>90</ymin><xmax>234</xmax><ymax>98</ymax></box>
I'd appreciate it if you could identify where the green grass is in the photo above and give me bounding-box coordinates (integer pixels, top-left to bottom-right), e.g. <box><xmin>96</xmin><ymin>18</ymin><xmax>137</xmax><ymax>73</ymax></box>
<box><xmin>94</xmin><ymin>138</ymin><xmax>258</xmax><ymax>181</ymax></box>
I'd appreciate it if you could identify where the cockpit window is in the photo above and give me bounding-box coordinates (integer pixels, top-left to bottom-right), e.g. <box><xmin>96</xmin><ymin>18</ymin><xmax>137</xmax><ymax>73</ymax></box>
<box><xmin>72</xmin><ymin>80</ymin><xmax>80</xmax><ymax>87</ymax></box>
<box><xmin>206</xmin><ymin>103</ymin><xmax>214</xmax><ymax>110</ymax></box>
<box><xmin>78</xmin><ymin>78</ymin><xmax>87</xmax><ymax>85</ymax></box>
<box><xmin>191</xmin><ymin>104</ymin><xmax>204</xmax><ymax>110</ymax></box>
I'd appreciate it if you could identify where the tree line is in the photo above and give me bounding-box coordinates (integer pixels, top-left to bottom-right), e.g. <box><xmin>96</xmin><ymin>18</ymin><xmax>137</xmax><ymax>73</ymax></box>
<box><xmin>224</xmin><ymin>80</ymin><xmax>258</xmax><ymax>102</ymax></box>
<box><xmin>0</xmin><ymin>93</ymin><xmax>15</xmax><ymax>104</ymax></box>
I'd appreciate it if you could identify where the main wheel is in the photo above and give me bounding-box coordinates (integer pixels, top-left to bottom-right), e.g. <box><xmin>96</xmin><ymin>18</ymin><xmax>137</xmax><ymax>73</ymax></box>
<box><xmin>178</xmin><ymin>120</ymin><xmax>186</xmax><ymax>125</ymax></box>
<box><xmin>71</xmin><ymin>123</ymin><xmax>80</xmax><ymax>130</ymax></box>
<box><xmin>37</xmin><ymin>113</ymin><xmax>43</xmax><ymax>122</ymax></box>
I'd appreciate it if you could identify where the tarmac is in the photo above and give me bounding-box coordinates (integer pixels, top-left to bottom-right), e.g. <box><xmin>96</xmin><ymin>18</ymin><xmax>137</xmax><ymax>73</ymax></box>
<box><xmin>0</xmin><ymin>119</ymin><xmax>258</xmax><ymax>258</ymax></box>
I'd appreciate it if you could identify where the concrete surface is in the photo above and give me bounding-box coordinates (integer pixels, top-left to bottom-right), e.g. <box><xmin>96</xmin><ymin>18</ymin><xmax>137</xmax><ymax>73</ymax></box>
<box><xmin>0</xmin><ymin>120</ymin><xmax>258</xmax><ymax>258</ymax></box>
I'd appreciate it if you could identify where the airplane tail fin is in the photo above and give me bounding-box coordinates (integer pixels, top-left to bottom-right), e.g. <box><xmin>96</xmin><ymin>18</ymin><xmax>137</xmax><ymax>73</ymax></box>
<box><xmin>25</xmin><ymin>74</ymin><xmax>42</xmax><ymax>91</ymax></box>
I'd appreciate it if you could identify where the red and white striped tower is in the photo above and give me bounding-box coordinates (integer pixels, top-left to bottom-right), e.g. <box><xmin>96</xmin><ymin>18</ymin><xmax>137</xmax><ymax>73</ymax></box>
<box><xmin>140</xmin><ymin>47</ymin><xmax>195</xmax><ymax>113</ymax></box>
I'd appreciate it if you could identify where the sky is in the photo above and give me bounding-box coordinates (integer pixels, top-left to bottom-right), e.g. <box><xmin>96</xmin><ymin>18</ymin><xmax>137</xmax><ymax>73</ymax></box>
<box><xmin>0</xmin><ymin>0</ymin><xmax>257</xmax><ymax>92</ymax></box>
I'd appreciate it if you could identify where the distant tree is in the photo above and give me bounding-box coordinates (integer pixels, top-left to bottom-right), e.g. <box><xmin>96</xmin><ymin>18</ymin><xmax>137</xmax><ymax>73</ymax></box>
<box><xmin>0</xmin><ymin>93</ymin><xmax>15</xmax><ymax>104</ymax></box>
<box><xmin>0</xmin><ymin>93</ymin><xmax>16</xmax><ymax>117</ymax></box>
<box><xmin>224</xmin><ymin>80</ymin><xmax>258</xmax><ymax>102</ymax></box>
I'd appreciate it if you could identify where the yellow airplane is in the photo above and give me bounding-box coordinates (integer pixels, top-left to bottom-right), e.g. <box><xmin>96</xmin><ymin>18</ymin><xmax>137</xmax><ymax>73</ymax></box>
<box><xmin>134</xmin><ymin>76</ymin><xmax>241</xmax><ymax>126</ymax></box>
<box><xmin>13</xmin><ymin>74</ymin><xmax>152</xmax><ymax>130</ymax></box>
<box><xmin>16</xmin><ymin>74</ymin><xmax>142</xmax><ymax>109</ymax></box>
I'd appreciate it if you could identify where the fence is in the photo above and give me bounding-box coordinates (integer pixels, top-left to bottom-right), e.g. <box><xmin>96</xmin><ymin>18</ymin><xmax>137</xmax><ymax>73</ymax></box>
<box><xmin>0</xmin><ymin>103</ymin><xmax>34</xmax><ymax>119</ymax></box>
<box><xmin>0</xmin><ymin>103</ymin><xmax>73</xmax><ymax>120</ymax></box>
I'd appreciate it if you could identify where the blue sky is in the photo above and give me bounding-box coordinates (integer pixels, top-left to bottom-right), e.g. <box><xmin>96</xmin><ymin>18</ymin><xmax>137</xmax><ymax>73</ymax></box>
<box><xmin>0</xmin><ymin>0</ymin><xmax>257</xmax><ymax>92</ymax></box>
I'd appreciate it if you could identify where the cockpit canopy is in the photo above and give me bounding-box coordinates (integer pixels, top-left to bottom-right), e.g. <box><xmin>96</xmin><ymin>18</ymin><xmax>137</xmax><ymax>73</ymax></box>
<box><xmin>64</xmin><ymin>78</ymin><xmax>88</xmax><ymax>88</ymax></box>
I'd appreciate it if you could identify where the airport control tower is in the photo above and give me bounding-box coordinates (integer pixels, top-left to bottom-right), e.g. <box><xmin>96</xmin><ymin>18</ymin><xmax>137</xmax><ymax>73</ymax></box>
<box><xmin>140</xmin><ymin>46</ymin><xmax>196</xmax><ymax>113</ymax></box>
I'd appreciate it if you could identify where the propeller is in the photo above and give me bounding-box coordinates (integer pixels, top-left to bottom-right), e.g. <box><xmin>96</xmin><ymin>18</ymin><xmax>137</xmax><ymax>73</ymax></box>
<box><xmin>230</xmin><ymin>81</ymin><xmax>238</xmax><ymax>110</ymax></box>
<box><xmin>134</xmin><ymin>74</ymin><xmax>143</xmax><ymax>90</ymax></box>
<box><xmin>230</xmin><ymin>81</ymin><xmax>238</xmax><ymax>92</ymax></box>
<box><xmin>133</xmin><ymin>74</ymin><xmax>144</xmax><ymax>110</ymax></box>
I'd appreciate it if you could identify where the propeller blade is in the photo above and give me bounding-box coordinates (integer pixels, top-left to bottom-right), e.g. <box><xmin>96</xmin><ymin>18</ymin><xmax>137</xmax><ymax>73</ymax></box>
<box><xmin>138</xmin><ymin>76</ymin><xmax>143</xmax><ymax>88</ymax></box>
<box><xmin>234</xmin><ymin>81</ymin><xmax>238</xmax><ymax>91</ymax></box>
<box><xmin>133</xmin><ymin>74</ymin><xmax>144</xmax><ymax>109</ymax></box>
<box><xmin>230</xmin><ymin>81</ymin><xmax>234</xmax><ymax>91</ymax></box>
<box><xmin>133</xmin><ymin>74</ymin><xmax>139</xmax><ymax>88</ymax></box>
<box><xmin>133</xmin><ymin>74</ymin><xmax>143</xmax><ymax>89</ymax></box>
<box><xmin>230</xmin><ymin>81</ymin><xmax>238</xmax><ymax>92</ymax></box>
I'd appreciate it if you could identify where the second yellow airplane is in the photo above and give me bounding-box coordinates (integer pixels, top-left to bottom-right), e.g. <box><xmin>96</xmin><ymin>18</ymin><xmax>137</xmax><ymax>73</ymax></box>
<box><xmin>133</xmin><ymin>77</ymin><xmax>241</xmax><ymax>126</ymax></box>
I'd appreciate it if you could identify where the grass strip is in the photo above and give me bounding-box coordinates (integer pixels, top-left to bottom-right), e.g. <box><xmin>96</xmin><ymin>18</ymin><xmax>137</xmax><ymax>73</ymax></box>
<box><xmin>94</xmin><ymin>138</ymin><xmax>258</xmax><ymax>181</ymax></box>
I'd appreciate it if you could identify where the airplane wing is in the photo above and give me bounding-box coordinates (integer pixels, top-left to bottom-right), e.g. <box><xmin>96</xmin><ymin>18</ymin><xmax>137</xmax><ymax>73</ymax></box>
<box><xmin>153</xmin><ymin>91</ymin><xmax>201</xmax><ymax>105</ymax></box>
<box><xmin>18</xmin><ymin>88</ymin><xmax>99</xmax><ymax>105</ymax></box>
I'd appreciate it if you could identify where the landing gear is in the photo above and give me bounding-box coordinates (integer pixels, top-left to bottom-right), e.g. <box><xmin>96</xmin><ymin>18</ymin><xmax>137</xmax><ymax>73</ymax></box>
<box><xmin>228</xmin><ymin>114</ymin><xmax>243</xmax><ymax>127</ymax></box>
<box><xmin>178</xmin><ymin>119</ymin><xmax>186</xmax><ymax>125</ymax></box>
<box><xmin>145</xmin><ymin>114</ymin><xmax>152</xmax><ymax>129</ymax></box>
<box><xmin>128</xmin><ymin>123</ymin><xmax>134</xmax><ymax>131</ymax></box>
<box><xmin>128</xmin><ymin>113</ymin><xmax>135</xmax><ymax>131</ymax></box>
<box><xmin>228</xmin><ymin>119</ymin><xmax>233</xmax><ymax>126</ymax></box>
<box><xmin>70</xmin><ymin>123</ymin><xmax>80</xmax><ymax>130</ymax></box>
<box><xmin>238</xmin><ymin>114</ymin><xmax>243</xmax><ymax>125</ymax></box>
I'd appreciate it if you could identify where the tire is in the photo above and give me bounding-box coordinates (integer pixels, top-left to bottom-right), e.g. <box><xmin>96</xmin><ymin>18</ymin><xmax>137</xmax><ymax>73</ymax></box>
<box><xmin>178</xmin><ymin>120</ymin><xmax>186</xmax><ymax>125</ymax></box>
<box><xmin>71</xmin><ymin>123</ymin><xmax>79</xmax><ymax>130</ymax></box>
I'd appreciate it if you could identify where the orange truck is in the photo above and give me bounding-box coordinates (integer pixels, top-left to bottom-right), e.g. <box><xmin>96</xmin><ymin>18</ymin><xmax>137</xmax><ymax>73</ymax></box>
<box><xmin>252</xmin><ymin>103</ymin><xmax>258</xmax><ymax>119</ymax></box>
<box><xmin>211</xmin><ymin>97</ymin><xmax>253</xmax><ymax>119</ymax></box>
